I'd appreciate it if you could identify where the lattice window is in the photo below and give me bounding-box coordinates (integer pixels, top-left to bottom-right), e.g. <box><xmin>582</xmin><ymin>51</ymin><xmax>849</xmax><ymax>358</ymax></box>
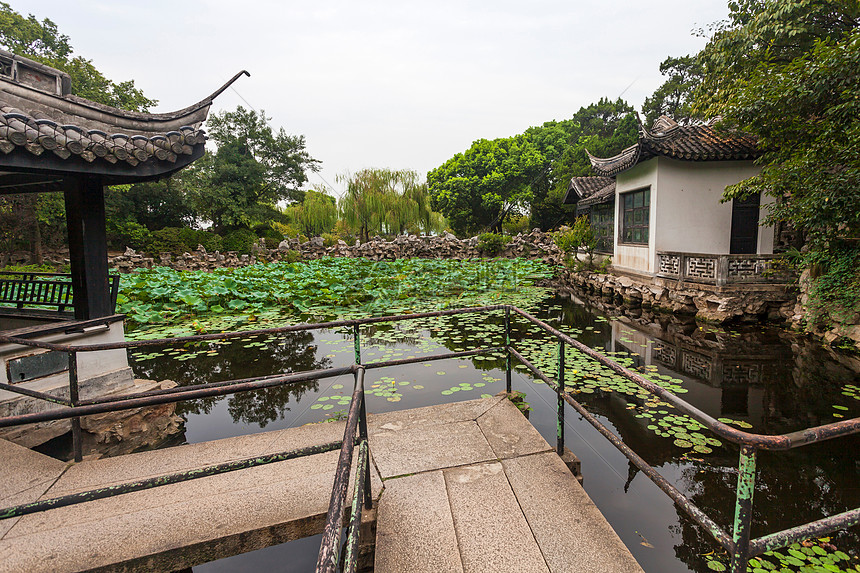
<box><xmin>728</xmin><ymin>258</ymin><xmax>766</xmax><ymax>278</ymax></box>
<box><xmin>620</xmin><ymin>188</ymin><xmax>649</xmax><ymax>245</ymax></box>
<box><xmin>590</xmin><ymin>203</ymin><xmax>614</xmax><ymax>253</ymax></box>
<box><xmin>653</xmin><ymin>344</ymin><xmax>677</xmax><ymax>367</ymax></box>
<box><xmin>682</xmin><ymin>351</ymin><xmax>712</xmax><ymax>380</ymax></box>
<box><xmin>723</xmin><ymin>363</ymin><xmax>762</xmax><ymax>385</ymax></box>
<box><xmin>658</xmin><ymin>254</ymin><xmax>680</xmax><ymax>276</ymax></box>
<box><xmin>685</xmin><ymin>256</ymin><xmax>717</xmax><ymax>279</ymax></box>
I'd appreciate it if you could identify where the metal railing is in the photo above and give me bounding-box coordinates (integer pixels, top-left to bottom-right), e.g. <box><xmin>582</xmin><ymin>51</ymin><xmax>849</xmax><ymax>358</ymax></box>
<box><xmin>0</xmin><ymin>304</ymin><xmax>857</xmax><ymax>572</ymax></box>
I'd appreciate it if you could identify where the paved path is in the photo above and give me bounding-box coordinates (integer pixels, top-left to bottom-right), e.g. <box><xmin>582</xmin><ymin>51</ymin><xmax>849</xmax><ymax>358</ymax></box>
<box><xmin>0</xmin><ymin>397</ymin><xmax>643</xmax><ymax>572</ymax></box>
<box><xmin>371</xmin><ymin>397</ymin><xmax>645</xmax><ymax>573</ymax></box>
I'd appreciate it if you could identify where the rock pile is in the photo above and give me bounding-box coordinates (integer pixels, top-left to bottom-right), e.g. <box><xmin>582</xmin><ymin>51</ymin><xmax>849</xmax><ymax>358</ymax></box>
<box><xmin>109</xmin><ymin>229</ymin><xmax>566</xmax><ymax>272</ymax></box>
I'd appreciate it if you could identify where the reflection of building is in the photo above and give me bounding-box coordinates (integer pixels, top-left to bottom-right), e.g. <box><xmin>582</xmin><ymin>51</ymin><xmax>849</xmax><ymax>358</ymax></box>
<box><xmin>0</xmin><ymin>50</ymin><xmax>244</xmax><ymax>446</ymax></box>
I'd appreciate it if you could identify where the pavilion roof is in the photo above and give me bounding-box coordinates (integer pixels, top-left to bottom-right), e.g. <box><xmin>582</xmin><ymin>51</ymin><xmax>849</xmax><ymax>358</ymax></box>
<box><xmin>0</xmin><ymin>50</ymin><xmax>247</xmax><ymax>189</ymax></box>
<box><xmin>586</xmin><ymin>116</ymin><xmax>759</xmax><ymax>177</ymax></box>
<box><xmin>563</xmin><ymin>176</ymin><xmax>615</xmax><ymax>206</ymax></box>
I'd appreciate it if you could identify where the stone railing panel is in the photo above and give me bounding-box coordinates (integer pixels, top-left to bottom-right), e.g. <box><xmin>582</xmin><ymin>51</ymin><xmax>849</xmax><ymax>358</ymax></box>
<box><xmin>656</xmin><ymin>251</ymin><xmax>793</xmax><ymax>285</ymax></box>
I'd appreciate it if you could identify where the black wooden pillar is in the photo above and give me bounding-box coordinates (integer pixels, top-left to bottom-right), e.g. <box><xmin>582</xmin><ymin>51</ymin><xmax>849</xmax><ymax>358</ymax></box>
<box><xmin>64</xmin><ymin>175</ymin><xmax>111</xmax><ymax>320</ymax></box>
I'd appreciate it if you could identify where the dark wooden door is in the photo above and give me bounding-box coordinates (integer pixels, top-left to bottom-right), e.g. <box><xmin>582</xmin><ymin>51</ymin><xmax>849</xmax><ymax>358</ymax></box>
<box><xmin>730</xmin><ymin>193</ymin><xmax>760</xmax><ymax>255</ymax></box>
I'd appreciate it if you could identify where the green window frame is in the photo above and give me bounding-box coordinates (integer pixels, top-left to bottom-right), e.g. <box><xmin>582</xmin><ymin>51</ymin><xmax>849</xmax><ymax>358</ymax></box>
<box><xmin>620</xmin><ymin>188</ymin><xmax>650</xmax><ymax>245</ymax></box>
<box><xmin>590</xmin><ymin>203</ymin><xmax>615</xmax><ymax>253</ymax></box>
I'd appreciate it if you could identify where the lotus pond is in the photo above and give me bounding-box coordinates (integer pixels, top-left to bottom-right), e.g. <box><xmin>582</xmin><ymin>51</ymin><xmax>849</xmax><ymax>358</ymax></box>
<box><xmin>111</xmin><ymin>260</ymin><xmax>860</xmax><ymax>572</ymax></box>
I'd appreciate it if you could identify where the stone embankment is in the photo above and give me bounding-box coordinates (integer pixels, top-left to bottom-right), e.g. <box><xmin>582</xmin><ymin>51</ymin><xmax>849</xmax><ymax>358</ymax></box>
<box><xmin>108</xmin><ymin>229</ymin><xmax>566</xmax><ymax>272</ymax></box>
<box><xmin>554</xmin><ymin>267</ymin><xmax>797</xmax><ymax>325</ymax></box>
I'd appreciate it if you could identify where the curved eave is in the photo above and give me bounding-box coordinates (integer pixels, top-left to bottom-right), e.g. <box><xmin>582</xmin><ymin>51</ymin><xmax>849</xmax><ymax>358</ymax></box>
<box><xmin>0</xmin><ymin>141</ymin><xmax>205</xmax><ymax>188</ymax></box>
<box><xmin>0</xmin><ymin>70</ymin><xmax>249</xmax><ymax>134</ymax></box>
<box><xmin>587</xmin><ymin>144</ymin><xmax>642</xmax><ymax>177</ymax></box>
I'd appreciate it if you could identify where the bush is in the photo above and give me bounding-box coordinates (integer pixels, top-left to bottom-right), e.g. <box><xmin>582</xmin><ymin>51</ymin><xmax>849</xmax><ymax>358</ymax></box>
<box><xmin>146</xmin><ymin>227</ymin><xmax>221</xmax><ymax>255</ymax></box>
<box><xmin>477</xmin><ymin>232</ymin><xmax>511</xmax><ymax>255</ymax></box>
<box><xmin>502</xmin><ymin>215</ymin><xmax>530</xmax><ymax>236</ymax></box>
<box><xmin>107</xmin><ymin>219</ymin><xmax>151</xmax><ymax>251</ymax></box>
<box><xmin>254</xmin><ymin>224</ymin><xmax>283</xmax><ymax>248</ymax></box>
<box><xmin>554</xmin><ymin>216</ymin><xmax>597</xmax><ymax>269</ymax></box>
<box><xmin>221</xmin><ymin>228</ymin><xmax>258</xmax><ymax>255</ymax></box>
<box><xmin>321</xmin><ymin>233</ymin><xmax>339</xmax><ymax>247</ymax></box>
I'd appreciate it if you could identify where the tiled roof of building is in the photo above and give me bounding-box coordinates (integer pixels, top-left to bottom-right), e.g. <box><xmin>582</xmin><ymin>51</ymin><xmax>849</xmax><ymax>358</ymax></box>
<box><xmin>0</xmin><ymin>50</ymin><xmax>247</xmax><ymax>175</ymax></box>
<box><xmin>563</xmin><ymin>176</ymin><xmax>615</xmax><ymax>206</ymax></box>
<box><xmin>587</xmin><ymin>116</ymin><xmax>759</xmax><ymax>177</ymax></box>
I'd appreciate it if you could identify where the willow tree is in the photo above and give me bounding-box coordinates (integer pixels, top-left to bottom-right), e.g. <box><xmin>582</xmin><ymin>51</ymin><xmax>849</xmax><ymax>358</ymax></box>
<box><xmin>283</xmin><ymin>188</ymin><xmax>337</xmax><ymax>237</ymax></box>
<box><xmin>337</xmin><ymin>169</ymin><xmax>444</xmax><ymax>241</ymax></box>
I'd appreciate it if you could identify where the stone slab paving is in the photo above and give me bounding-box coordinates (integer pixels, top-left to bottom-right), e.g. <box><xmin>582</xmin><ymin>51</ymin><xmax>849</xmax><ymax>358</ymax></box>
<box><xmin>0</xmin><ymin>397</ymin><xmax>644</xmax><ymax>573</ymax></box>
<box><xmin>0</xmin><ymin>421</ymin><xmax>382</xmax><ymax>573</ymax></box>
<box><xmin>373</xmin><ymin>398</ymin><xmax>646</xmax><ymax>573</ymax></box>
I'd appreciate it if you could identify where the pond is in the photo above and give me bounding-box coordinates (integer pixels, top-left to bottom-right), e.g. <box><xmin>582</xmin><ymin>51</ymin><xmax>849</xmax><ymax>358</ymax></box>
<box><xmin>111</xmin><ymin>288</ymin><xmax>860</xmax><ymax>573</ymax></box>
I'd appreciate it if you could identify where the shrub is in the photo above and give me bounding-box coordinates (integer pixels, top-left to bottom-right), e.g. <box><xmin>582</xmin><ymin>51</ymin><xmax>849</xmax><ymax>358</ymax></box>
<box><xmin>107</xmin><ymin>219</ymin><xmax>151</xmax><ymax>251</ymax></box>
<box><xmin>554</xmin><ymin>216</ymin><xmax>597</xmax><ymax>269</ymax></box>
<box><xmin>254</xmin><ymin>224</ymin><xmax>283</xmax><ymax>248</ymax></box>
<box><xmin>146</xmin><ymin>227</ymin><xmax>221</xmax><ymax>255</ymax></box>
<box><xmin>321</xmin><ymin>233</ymin><xmax>339</xmax><ymax>247</ymax></box>
<box><xmin>221</xmin><ymin>228</ymin><xmax>258</xmax><ymax>255</ymax></box>
<box><xmin>477</xmin><ymin>232</ymin><xmax>511</xmax><ymax>255</ymax></box>
<box><xmin>502</xmin><ymin>215</ymin><xmax>530</xmax><ymax>236</ymax></box>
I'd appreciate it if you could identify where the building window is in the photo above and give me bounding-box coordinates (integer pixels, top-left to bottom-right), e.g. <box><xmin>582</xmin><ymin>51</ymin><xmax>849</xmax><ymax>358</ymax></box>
<box><xmin>590</xmin><ymin>203</ymin><xmax>614</xmax><ymax>253</ymax></box>
<box><xmin>621</xmin><ymin>188</ymin><xmax>650</xmax><ymax>245</ymax></box>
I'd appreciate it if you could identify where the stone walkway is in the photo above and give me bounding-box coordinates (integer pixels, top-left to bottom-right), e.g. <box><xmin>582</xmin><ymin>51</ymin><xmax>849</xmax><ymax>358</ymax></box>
<box><xmin>371</xmin><ymin>397</ymin><xmax>644</xmax><ymax>573</ymax></box>
<box><xmin>0</xmin><ymin>396</ymin><xmax>643</xmax><ymax>572</ymax></box>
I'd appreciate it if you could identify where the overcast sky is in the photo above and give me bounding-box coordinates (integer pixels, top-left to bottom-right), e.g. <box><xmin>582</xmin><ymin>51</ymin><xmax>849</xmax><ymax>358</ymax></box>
<box><xmin>23</xmin><ymin>0</ymin><xmax>728</xmax><ymax>197</ymax></box>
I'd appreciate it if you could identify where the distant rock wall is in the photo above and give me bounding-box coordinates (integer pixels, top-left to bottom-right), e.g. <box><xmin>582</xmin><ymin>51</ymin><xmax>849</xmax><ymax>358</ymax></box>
<box><xmin>109</xmin><ymin>229</ymin><xmax>566</xmax><ymax>272</ymax></box>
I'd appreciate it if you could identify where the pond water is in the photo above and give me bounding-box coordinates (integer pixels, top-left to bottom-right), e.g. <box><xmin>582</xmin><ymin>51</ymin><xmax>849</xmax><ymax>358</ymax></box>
<box><xmin>82</xmin><ymin>291</ymin><xmax>860</xmax><ymax>571</ymax></box>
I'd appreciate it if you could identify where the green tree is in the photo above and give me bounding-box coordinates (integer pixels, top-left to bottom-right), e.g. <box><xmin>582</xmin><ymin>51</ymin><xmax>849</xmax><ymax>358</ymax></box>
<box><xmin>693</xmin><ymin>0</ymin><xmax>860</xmax><ymax>326</ymax></box>
<box><xmin>284</xmin><ymin>188</ymin><xmax>338</xmax><ymax>237</ymax></box>
<box><xmin>427</xmin><ymin>135</ymin><xmax>544</xmax><ymax>236</ymax></box>
<box><xmin>694</xmin><ymin>0</ymin><xmax>860</xmax><ymax>247</ymax></box>
<box><xmin>189</xmin><ymin>106</ymin><xmax>321</xmax><ymax>233</ymax></box>
<box><xmin>641</xmin><ymin>55</ymin><xmax>703</xmax><ymax>127</ymax></box>
<box><xmin>338</xmin><ymin>168</ymin><xmax>443</xmax><ymax>241</ymax></box>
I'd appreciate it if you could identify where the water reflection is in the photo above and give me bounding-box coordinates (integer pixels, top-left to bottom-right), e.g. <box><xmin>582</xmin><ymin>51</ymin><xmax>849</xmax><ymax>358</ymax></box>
<box><xmin>132</xmin><ymin>330</ymin><xmax>331</xmax><ymax>427</ymax></box>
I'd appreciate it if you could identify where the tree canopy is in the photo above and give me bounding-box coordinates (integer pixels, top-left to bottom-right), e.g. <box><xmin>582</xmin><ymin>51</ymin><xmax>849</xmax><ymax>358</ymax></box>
<box><xmin>427</xmin><ymin>98</ymin><xmax>638</xmax><ymax>235</ymax></box>
<box><xmin>188</xmin><ymin>106</ymin><xmax>321</xmax><ymax>233</ymax></box>
<box><xmin>692</xmin><ymin>0</ymin><xmax>860</xmax><ymax>248</ymax></box>
<box><xmin>338</xmin><ymin>168</ymin><xmax>444</xmax><ymax>241</ymax></box>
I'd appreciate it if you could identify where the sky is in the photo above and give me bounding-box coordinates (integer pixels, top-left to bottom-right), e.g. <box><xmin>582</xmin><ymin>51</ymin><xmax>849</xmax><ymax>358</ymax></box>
<box><xmin>22</xmin><ymin>0</ymin><xmax>729</xmax><ymax>198</ymax></box>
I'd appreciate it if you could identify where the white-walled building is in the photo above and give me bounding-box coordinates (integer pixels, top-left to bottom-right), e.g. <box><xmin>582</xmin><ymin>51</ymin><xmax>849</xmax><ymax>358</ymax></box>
<box><xmin>567</xmin><ymin>117</ymin><xmax>783</xmax><ymax>286</ymax></box>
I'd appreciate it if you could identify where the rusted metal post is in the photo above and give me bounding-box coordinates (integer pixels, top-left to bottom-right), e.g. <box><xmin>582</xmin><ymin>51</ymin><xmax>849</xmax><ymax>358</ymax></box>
<box><xmin>504</xmin><ymin>306</ymin><xmax>512</xmax><ymax>393</ymax></box>
<box><xmin>730</xmin><ymin>445</ymin><xmax>757</xmax><ymax>573</ymax></box>
<box><xmin>353</xmin><ymin>323</ymin><xmax>361</xmax><ymax>365</ymax></box>
<box><xmin>357</xmin><ymin>372</ymin><xmax>372</xmax><ymax>510</ymax></box>
<box><xmin>556</xmin><ymin>339</ymin><xmax>565</xmax><ymax>456</ymax></box>
<box><xmin>68</xmin><ymin>351</ymin><xmax>82</xmax><ymax>462</ymax></box>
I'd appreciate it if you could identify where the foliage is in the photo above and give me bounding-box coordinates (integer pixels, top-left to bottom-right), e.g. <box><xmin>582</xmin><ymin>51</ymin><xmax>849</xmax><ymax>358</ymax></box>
<box><xmin>502</xmin><ymin>214</ymin><xmax>530</xmax><ymax>236</ymax></box>
<box><xmin>554</xmin><ymin>216</ymin><xmax>598</xmax><ymax>270</ymax></box>
<box><xmin>641</xmin><ymin>55</ymin><xmax>703</xmax><ymax>127</ymax></box>
<box><xmin>476</xmin><ymin>232</ymin><xmax>512</xmax><ymax>255</ymax></box>
<box><xmin>221</xmin><ymin>228</ymin><xmax>258</xmax><ymax>255</ymax></box>
<box><xmin>146</xmin><ymin>227</ymin><xmax>222</xmax><ymax>256</ymax></box>
<box><xmin>692</xmin><ymin>0</ymin><xmax>860</xmax><ymax>325</ymax></box>
<box><xmin>429</xmin><ymin>99</ymin><xmax>638</xmax><ymax>236</ymax></box>
<box><xmin>118</xmin><ymin>258</ymin><xmax>553</xmax><ymax>327</ymax></box>
<box><xmin>0</xmin><ymin>3</ymin><xmax>155</xmax><ymax>111</ymax></box>
<box><xmin>187</xmin><ymin>106</ymin><xmax>320</xmax><ymax>233</ymax></box>
<box><xmin>428</xmin><ymin>135</ymin><xmax>544</xmax><ymax>236</ymax></box>
<box><xmin>107</xmin><ymin>219</ymin><xmax>151</xmax><ymax>251</ymax></box>
<box><xmin>105</xmin><ymin>178</ymin><xmax>196</xmax><ymax>232</ymax></box>
<box><xmin>338</xmin><ymin>169</ymin><xmax>444</xmax><ymax>241</ymax></box>
<box><xmin>803</xmin><ymin>242</ymin><xmax>860</xmax><ymax>328</ymax></box>
<box><xmin>283</xmin><ymin>188</ymin><xmax>337</xmax><ymax>237</ymax></box>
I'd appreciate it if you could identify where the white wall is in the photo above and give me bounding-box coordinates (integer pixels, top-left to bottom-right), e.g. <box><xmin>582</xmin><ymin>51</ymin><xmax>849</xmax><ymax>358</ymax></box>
<box><xmin>614</xmin><ymin>160</ymin><xmax>658</xmax><ymax>274</ymax></box>
<box><xmin>612</xmin><ymin>157</ymin><xmax>769</xmax><ymax>275</ymax></box>
<box><xmin>653</xmin><ymin>158</ymin><xmax>763</xmax><ymax>256</ymax></box>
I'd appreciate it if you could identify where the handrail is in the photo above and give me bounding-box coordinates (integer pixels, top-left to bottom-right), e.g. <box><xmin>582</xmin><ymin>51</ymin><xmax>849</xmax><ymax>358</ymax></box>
<box><xmin>0</xmin><ymin>304</ymin><xmax>857</xmax><ymax>573</ymax></box>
